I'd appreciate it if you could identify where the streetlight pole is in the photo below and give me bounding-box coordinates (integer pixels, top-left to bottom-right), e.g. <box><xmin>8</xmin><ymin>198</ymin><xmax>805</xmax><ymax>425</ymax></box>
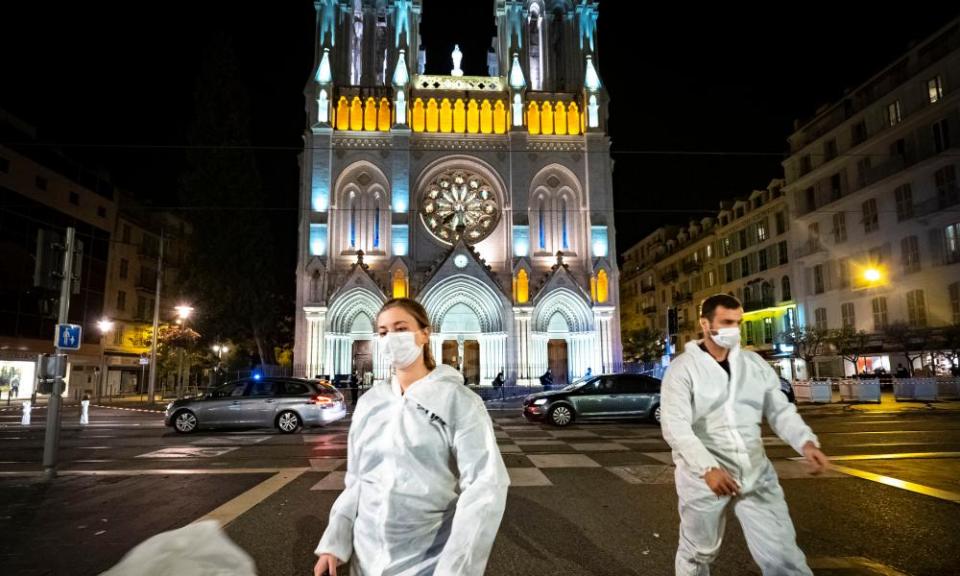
<box><xmin>175</xmin><ymin>304</ymin><xmax>193</xmax><ymax>398</ymax></box>
<box><xmin>96</xmin><ymin>319</ymin><xmax>114</xmax><ymax>403</ymax></box>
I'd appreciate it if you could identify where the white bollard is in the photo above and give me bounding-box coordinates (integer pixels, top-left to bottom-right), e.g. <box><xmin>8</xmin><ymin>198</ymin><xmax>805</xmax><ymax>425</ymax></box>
<box><xmin>80</xmin><ymin>398</ymin><xmax>90</xmax><ymax>425</ymax></box>
<box><xmin>21</xmin><ymin>401</ymin><xmax>31</xmax><ymax>426</ymax></box>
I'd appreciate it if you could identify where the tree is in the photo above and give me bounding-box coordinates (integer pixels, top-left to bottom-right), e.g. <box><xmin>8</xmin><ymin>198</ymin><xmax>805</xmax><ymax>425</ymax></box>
<box><xmin>883</xmin><ymin>322</ymin><xmax>932</xmax><ymax>376</ymax></box>
<box><xmin>828</xmin><ymin>327</ymin><xmax>871</xmax><ymax>375</ymax></box>
<box><xmin>178</xmin><ymin>30</ymin><xmax>291</xmax><ymax>368</ymax></box>
<box><xmin>779</xmin><ymin>325</ymin><xmax>828</xmax><ymax>379</ymax></box>
<box><xmin>622</xmin><ymin>327</ymin><xmax>665</xmax><ymax>363</ymax></box>
<box><xmin>936</xmin><ymin>324</ymin><xmax>960</xmax><ymax>374</ymax></box>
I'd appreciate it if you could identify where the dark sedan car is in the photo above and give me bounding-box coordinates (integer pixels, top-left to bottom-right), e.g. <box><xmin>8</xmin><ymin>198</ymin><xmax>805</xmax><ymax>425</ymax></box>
<box><xmin>522</xmin><ymin>374</ymin><xmax>662</xmax><ymax>427</ymax></box>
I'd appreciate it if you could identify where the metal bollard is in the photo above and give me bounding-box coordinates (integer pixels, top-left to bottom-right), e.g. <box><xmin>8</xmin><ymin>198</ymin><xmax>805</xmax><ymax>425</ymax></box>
<box><xmin>21</xmin><ymin>401</ymin><xmax>32</xmax><ymax>426</ymax></box>
<box><xmin>80</xmin><ymin>399</ymin><xmax>90</xmax><ymax>425</ymax></box>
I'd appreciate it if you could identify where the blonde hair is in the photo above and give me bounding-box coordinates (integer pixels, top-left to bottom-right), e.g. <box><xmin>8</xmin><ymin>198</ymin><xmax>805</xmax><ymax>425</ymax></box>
<box><xmin>377</xmin><ymin>298</ymin><xmax>437</xmax><ymax>370</ymax></box>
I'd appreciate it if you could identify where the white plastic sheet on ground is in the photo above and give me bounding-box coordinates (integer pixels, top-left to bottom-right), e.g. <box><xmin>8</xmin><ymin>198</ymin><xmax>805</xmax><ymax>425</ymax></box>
<box><xmin>100</xmin><ymin>520</ymin><xmax>257</xmax><ymax>576</ymax></box>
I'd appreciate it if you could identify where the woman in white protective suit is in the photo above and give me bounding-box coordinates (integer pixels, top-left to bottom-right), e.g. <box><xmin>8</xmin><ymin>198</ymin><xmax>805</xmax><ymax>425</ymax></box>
<box><xmin>314</xmin><ymin>298</ymin><xmax>510</xmax><ymax>576</ymax></box>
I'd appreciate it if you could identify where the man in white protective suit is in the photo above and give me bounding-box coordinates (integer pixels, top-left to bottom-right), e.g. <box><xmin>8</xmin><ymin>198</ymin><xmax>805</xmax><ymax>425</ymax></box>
<box><xmin>661</xmin><ymin>294</ymin><xmax>830</xmax><ymax>576</ymax></box>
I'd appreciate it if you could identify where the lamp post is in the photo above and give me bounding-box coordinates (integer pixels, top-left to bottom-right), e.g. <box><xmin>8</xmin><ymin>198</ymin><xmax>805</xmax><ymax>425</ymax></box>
<box><xmin>96</xmin><ymin>318</ymin><xmax>114</xmax><ymax>403</ymax></box>
<box><xmin>175</xmin><ymin>305</ymin><xmax>193</xmax><ymax>397</ymax></box>
<box><xmin>212</xmin><ymin>343</ymin><xmax>229</xmax><ymax>388</ymax></box>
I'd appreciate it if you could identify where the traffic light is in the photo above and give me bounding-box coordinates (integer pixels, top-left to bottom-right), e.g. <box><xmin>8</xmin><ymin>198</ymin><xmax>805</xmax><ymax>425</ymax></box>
<box><xmin>667</xmin><ymin>308</ymin><xmax>678</xmax><ymax>335</ymax></box>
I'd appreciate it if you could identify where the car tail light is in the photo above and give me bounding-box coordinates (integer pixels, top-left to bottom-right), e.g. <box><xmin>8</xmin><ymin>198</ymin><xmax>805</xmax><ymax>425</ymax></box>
<box><xmin>309</xmin><ymin>395</ymin><xmax>334</xmax><ymax>406</ymax></box>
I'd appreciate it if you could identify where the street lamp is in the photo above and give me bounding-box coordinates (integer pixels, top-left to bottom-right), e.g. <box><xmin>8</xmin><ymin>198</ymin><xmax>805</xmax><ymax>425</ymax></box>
<box><xmin>96</xmin><ymin>318</ymin><xmax>114</xmax><ymax>403</ymax></box>
<box><xmin>174</xmin><ymin>304</ymin><xmax>193</xmax><ymax>397</ymax></box>
<box><xmin>863</xmin><ymin>268</ymin><xmax>882</xmax><ymax>283</ymax></box>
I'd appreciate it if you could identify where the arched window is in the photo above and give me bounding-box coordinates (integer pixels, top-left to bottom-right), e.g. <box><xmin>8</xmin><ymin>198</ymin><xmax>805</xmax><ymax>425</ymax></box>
<box><xmin>528</xmin><ymin>3</ymin><xmax>543</xmax><ymax>90</ymax></box>
<box><xmin>349</xmin><ymin>192</ymin><xmax>357</xmax><ymax>248</ymax></box>
<box><xmin>597</xmin><ymin>269</ymin><xmax>609</xmax><ymax>303</ymax></box>
<box><xmin>373</xmin><ymin>195</ymin><xmax>381</xmax><ymax>249</ymax></box>
<box><xmin>392</xmin><ymin>269</ymin><xmax>407</xmax><ymax>298</ymax></box>
<box><xmin>538</xmin><ymin>198</ymin><xmax>546</xmax><ymax>250</ymax></box>
<box><xmin>516</xmin><ymin>269</ymin><xmax>529</xmax><ymax>304</ymax></box>
<box><xmin>561</xmin><ymin>197</ymin><xmax>569</xmax><ymax>250</ymax></box>
<box><xmin>782</xmin><ymin>276</ymin><xmax>792</xmax><ymax>301</ymax></box>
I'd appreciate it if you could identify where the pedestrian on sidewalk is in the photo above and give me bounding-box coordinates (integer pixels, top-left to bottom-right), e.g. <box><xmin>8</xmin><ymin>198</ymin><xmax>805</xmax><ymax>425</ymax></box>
<box><xmin>660</xmin><ymin>294</ymin><xmax>830</xmax><ymax>576</ymax></box>
<box><xmin>80</xmin><ymin>393</ymin><xmax>90</xmax><ymax>425</ymax></box>
<box><xmin>314</xmin><ymin>298</ymin><xmax>509</xmax><ymax>576</ymax></box>
<box><xmin>348</xmin><ymin>371</ymin><xmax>359</xmax><ymax>406</ymax></box>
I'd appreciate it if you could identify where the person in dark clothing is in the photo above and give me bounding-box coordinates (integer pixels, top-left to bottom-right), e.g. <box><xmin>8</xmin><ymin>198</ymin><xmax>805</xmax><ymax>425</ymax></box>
<box><xmin>895</xmin><ymin>364</ymin><xmax>909</xmax><ymax>378</ymax></box>
<box><xmin>349</xmin><ymin>371</ymin><xmax>359</xmax><ymax>405</ymax></box>
<box><xmin>492</xmin><ymin>371</ymin><xmax>504</xmax><ymax>387</ymax></box>
<box><xmin>539</xmin><ymin>369</ymin><xmax>554</xmax><ymax>387</ymax></box>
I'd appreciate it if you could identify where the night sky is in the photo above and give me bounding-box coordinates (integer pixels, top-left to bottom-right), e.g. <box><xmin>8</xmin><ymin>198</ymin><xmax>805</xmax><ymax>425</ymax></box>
<box><xmin>3</xmin><ymin>2</ymin><xmax>957</xmax><ymax>277</ymax></box>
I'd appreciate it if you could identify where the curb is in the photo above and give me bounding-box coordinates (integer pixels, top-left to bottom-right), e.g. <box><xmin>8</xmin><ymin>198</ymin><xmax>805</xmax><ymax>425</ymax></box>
<box><xmin>93</xmin><ymin>404</ymin><xmax>166</xmax><ymax>415</ymax></box>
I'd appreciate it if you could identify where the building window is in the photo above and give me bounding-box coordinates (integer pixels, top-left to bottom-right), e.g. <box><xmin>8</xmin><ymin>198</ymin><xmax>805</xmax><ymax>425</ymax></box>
<box><xmin>758</xmin><ymin>249</ymin><xmax>768</xmax><ymax>272</ymax></box>
<box><xmin>833</xmin><ymin>212</ymin><xmax>847</xmax><ymax>243</ymax></box>
<box><xmin>35</xmin><ymin>176</ymin><xmax>48</xmax><ymax>190</ymax></box>
<box><xmin>122</xmin><ymin>224</ymin><xmax>131</xmax><ymax>244</ymax></box>
<box><xmin>119</xmin><ymin>259</ymin><xmax>129</xmax><ymax>280</ymax></box>
<box><xmin>744</xmin><ymin>321</ymin><xmax>755</xmax><ymax>346</ymax></box>
<box><xmin>901</xmin><ymin>236</ymin><xmax>920</xmax><ymax>273</ymax></box>
<box><xmin>309</xmin><ymin>224</ymin><xmax>328</xmax><ymax>256</ymax></box>
<box><xmin>946</xmin><ymin>223</ymin><xmax>960</xmax><ymax>264</ymax></box>
<box><xmin>805</xmin><ymin>187</ymin><xmax>816</xmax><ymax>212</ymax></box>
<box><xmin>69</xmin><ymin>191</ymin><xmax>80</xmax><ymax>206</ymax></box>
<box><xmin>591</xmin><ymin>226</ymin><xmax>609</xmax><ymax>258</ymax></box>
<box><xmin>815</xmin><ymin>308</ymin><xmax>828</xmax><ymax>331</ymax></box>
<box><xmin>862</xmin><ymin>199</ymin><xmax>879</xmax><ymax>233</ymax></box>
<box><xmin>514</xmin><ymin>268</ymin><xmax>529</xmax><ymax>304</ymax></box>
<box><xmin>708</xmin><ymin>270</ymin><xmax>716</xmax><ymax>287</ymax></box>
<box><xmin>872</xmin><ymin>297</ymin><xmax>888</xmax><ymax>330</ymax></box>
<box><xmin>738</xmin><ymin>229</ymin><xmax>748</xmax><ymax>250</ymax></box>
<box><xmin>757</xmin><ymin>219</ymin><xmax>768</xmax><ymax>243</ymax></box>
<box><xmin>596</xmin><ymin>269</ymin><xmax>609</xmax><ymax>303</ymax></box>
<box><xmin>392</xmin><ymin>269</ymin><xmax>408</xmax><ymax>298</ymax></box>
<box><xmin>852</xmin><ymin>120</ymin><xmax>867</xmax><ymax>146</ymax></box>
<box><xmin>814</xmin><ymin>265</ymin><xmax>825</xmax><ymax>295</ymax></box>
<box><xmin>349</xmin><ymin>194</ymin><xmax>357</xmax><ymax>248</ymax></box>
<box><xmin>928</xmin><ymin>75</ymin><xmax>944</xmax><ymax>104</ymax></box>
<box><xmin>705</xmin><ymin>243</ymin><xmax>714</xmax><ymax>259</ymax></box>
<box><xmin>907</xmin><ymin>289</ymin><xmax>927</xmax><ymax>328</ymax></box>
<box><xmin>781</xmin><ymin>275</ymin><xmax>791</xmax><ymax>301</ymax></box>
<box><xmin>886</xmin><ymin>100</ymin><xmax>902</xmax><ymax>126</ymax></box>
<box><xmin>821</xmin><ymin>139</ymin><xmax>837</xmax><ymax>162</ymax></box>
<box><xmin>538</xmin><ymin>202</ymin><xmax>546</xmax><ymax>250</ymax></box>
<box><xmin>763</xmin><ymin>317</ymin><xmax>774</xmax><ymax>344</ymax></box>
<box><xmin>895</xmin><ymin>184</ymin><xmax>913</xmax><ymax>221</ymax></box>
<box><xmin>117</xmin><ymin>291</ymin><xmax>126</xmax><ymax>312</ymax></box>
<box><xmin>722</xmin><ymin>237</ymin><xmax>732</xmax><ymax>257</ymax></box>
<box><xmin>561</xmin><ymin>198</ymin><xmax>569</xmax><ymax>250</ymax></box>
<box><xmin>740</xmin><ymin>256</ymin><xmax>750</xmax><ymax>278</ymax></box>
<box><xmin>373</xmin><ymin>202</ymin><xmax>380</xmax><ymax>249</ymax></box>
<box><xmin>950</xmin><ymin>282</ymin><xmax>960</xmax><ymax>324</ymax></box>
<box><xmin>775</xmin><ymin>211</ymin><xmax>786</xmax><ymax>236</ymax></box>
<box><xmin>137</xmin><ymin>296</ymin><xmax>147</xmax><ymax>320</ymax></box>
<box><xmin>113</xmin><ymin>326</ymin><xmax>124</xmax><ymax>346</ymax></box>
<box><xmin>778</xmin><ymin>241</ymin><xmax>789</xmax><ymax>266</ymax></box>
<box><xmin>799</xmin><ymin>155</ymin><xmax>812</xmax><ymax>175</ymax></box>
<box><xmin>392</xmin><ymin>224</ymin><xmax>409</xmax><ymax>256</ymax></box>
<box><xmin>841</xmin><ymin>303</ymin><xmax>856</xmax><ymax>329</ymax></box>
<box><xmin>933</xmin><ymin>119</ymin><xmax>951</xmax><ymax>153</ymax></box>
<box><xmin>838</xmin><ymin>258</ymin><xmax>850</xmax><ymax>288</ymax></box>
<box><xmin>935</xmin><ymin>165</ymin><xmax>958</xmax><ymax>208</ymax></box>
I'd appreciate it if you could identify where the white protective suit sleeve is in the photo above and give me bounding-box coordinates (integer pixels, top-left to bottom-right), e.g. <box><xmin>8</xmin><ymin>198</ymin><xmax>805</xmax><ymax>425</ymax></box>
<box><xmin>660</xmin><ymin>358</ymin><xmax>722</xmax><ymax>477</ymax></box>
<box><xmin>314</xmin><ymin>403</ymin><xmax>364</xmax><ymax>562</ymax></box>
<box><xmin>434</xmin><ymin>397</ymin><xmax>510</xmax><ymax>575</ymax></box>
<box><xmin>759</xmin><ymin>361</ymin><xmax>819</xmax><ymax>455</ymax></box>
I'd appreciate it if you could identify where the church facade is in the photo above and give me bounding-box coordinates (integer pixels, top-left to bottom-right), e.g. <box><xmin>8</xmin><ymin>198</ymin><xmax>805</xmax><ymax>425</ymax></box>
<box><xmin>294</xmin><ymin>0</ymin><xmax>619</xmax><ymax>385</ymax></box>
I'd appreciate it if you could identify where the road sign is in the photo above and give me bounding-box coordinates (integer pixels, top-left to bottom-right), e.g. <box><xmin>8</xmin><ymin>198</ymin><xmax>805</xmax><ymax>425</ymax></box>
<box><xmin>55</xmin><ymin>324</ymin><xmax>82</xmax><ymax>350</ymax></box>
<box><xmin>139</xmin><ymin>357</ymin><xmax>150</xmax><ymax>366</ymax></box>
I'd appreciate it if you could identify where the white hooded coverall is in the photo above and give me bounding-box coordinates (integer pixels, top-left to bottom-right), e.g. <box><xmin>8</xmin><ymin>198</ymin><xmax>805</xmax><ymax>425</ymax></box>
<box><xmin>315</xmin><ymin>364</ymin><xmax>510</xmax><ymax>575</ymax></box>
<box><xmin>661</xmin><ymin>341</ymin><xmax>819</xmax><ymax>576</ymax></box>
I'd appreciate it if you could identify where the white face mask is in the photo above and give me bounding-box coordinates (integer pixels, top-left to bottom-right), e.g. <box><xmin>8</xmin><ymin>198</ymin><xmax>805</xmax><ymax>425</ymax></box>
<box><xmin>709</xmin><ymin>326</ymin><xmax>741</xmax><ymax>350</ymax></box>
<box><xmin>380</xmin><ymin>331</ymin><xmax>423</xmax><ymax>369</ymax></box>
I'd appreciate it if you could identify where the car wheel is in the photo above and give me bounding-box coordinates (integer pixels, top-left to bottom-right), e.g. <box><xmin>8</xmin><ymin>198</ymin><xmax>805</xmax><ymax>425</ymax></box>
<box><xmin>173</xmin><ymin>410</ymin><xmax>198</xmax><ymax>434</ymax></box>
<box><xmin>276</xmin><ymin>411</ymin><xmax>302</xmax><ymax>434</ymax></box>
<box><xmin>548</xmin><ymin>405</ymin><xmax>574</xmax><ymax>427</ymax></box>
<box><xmin>651</xmin><ymin>404</ymin><xmax>661</xmax><ymax>424</ymax></box>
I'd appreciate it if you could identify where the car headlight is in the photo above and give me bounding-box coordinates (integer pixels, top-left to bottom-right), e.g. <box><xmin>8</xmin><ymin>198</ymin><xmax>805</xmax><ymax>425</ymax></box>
<box><xmin>533</xmin><ymin>398</ymin><xmax>548</xmax><ymax>406</ymax></box>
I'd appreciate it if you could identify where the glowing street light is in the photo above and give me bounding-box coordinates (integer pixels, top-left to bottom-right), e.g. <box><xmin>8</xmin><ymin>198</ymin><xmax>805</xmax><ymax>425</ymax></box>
<box><xmin>175</xmin><ymin>304</ymin><xmax>194</xmax><ymax>321</ymax></box>
<box><xmin>96</xmin><ymin>318</ymin><xmax>114</xmax><ymax>402</ymax></box>
<box><xmin>863</xmin><ymin>268</ymin><xmax>882</xmax><ymax>283</ymax></box>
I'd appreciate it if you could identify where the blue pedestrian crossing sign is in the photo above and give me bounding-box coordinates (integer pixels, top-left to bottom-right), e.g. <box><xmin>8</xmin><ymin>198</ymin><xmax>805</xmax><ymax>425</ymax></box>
<box><xmin>55</xmin><ymin>324</ymin><xmax>82</xmax><ymax>350</ymax></box>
